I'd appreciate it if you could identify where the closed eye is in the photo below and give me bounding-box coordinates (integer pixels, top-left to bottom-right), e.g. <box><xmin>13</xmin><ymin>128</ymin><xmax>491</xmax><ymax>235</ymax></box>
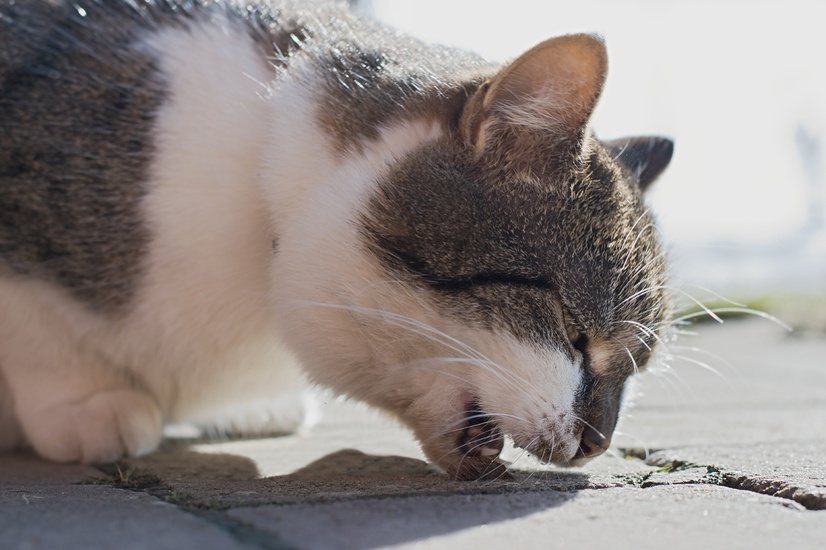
<box><xmin>563</xmin><ymin>310</ymin><xmax>588</xmax><ymax>355</ymax></box>
<box><xmin>423</xmin><ymin>272</ymin><xmax>551</xmax><ymax>292</ymax></box>
<box><xmin>384</xmin><ymin>245</ymin><xmax>551</xmax><ymax>291</ymax></box>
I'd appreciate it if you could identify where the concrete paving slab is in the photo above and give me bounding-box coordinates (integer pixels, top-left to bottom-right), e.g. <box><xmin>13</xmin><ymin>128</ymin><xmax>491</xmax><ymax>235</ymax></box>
<box><xmin>1</xmin><ymin>482</ymin><xmax>248</xmax><ymax>550</ymax></box>
<box><xmin>614</xmin><ymin>319</ymin><xmax>826</xmax><ymax>448</ymax></box>
<box><xmin>227</xmin><ymin>485</ymin><xmax>826</xmax><ymax>550</ymax></box>
<box><xmin>614</xmin><ymin>404</ymin><xmax>826</xmax><ymax>449</ymax></box>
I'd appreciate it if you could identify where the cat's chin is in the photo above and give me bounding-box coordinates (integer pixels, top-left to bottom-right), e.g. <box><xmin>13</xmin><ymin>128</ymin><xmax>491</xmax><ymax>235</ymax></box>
<box><xmin>448</xmin><ymin>456</ymin><xmax>510</xmax><ymax>481</ymax></box>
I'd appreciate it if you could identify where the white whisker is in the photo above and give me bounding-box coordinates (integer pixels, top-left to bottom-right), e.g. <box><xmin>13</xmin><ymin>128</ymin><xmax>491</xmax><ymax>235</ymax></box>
<box><xmin>611</xmin><ymin>336</ymin><xmax>640</xmax><ymax>375</ymax></box>
<box><xmin>301</xmin><ymin>301</ymin><xmax>533</xmax><ymax>394</ymax></box>
<box><xmin>423</xmin><ymin>410</ymin><xmax>528</xmax><ymax>444</ymax></box>
<box><xmin>619</xmin><ymin>208</ymin><xmax>652</xmax><ymax>251</ymax></box>
<box><xmin>570</xmin><ymin>413</ymin><xmax>606</xmax><ymax>441</ymax></box>
<box><xmin>510</xmin><ymin>436</ymin><xmax>543</xmax><ymax>483</ymax></box>
<box><xmin>677</xmin><ymin>285</ymin><xmax>748</xmax><ymax>308</ymax></box>
<box><xmin>303</xmin><ymin>301</ymin><xmax>535</xmax><ymax>391</ymax></box>
<box><xmin>668</xmin><ymin>344</ymin><xmax>739</xmax><ymax>377</ymax></box>
<box><xmin>621</xmin><ymin>222</ymin><xmax>658</xmax><ymax>271</ymax></box>
<box><xmin>672</xmin><ymin>307</ymin><xmax>792</xmax><ymax>331</ymax></box>
<box><xmin>665</xmin><ymin>353</ymin><xmax>735</xmax><ymax>388</ymax></box>
<box><xmin>622</xmin><ymin>285</ymin><xmax>725</xmax><ymax>323</ymax></box>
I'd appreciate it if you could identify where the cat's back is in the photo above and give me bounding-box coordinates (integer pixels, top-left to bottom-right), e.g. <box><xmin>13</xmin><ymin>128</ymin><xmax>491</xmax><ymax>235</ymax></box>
<box><xmin>0</xmin><ymin>0</ymin><xmax>299</xmax><ymax>311</ymax></box>
<box><xmin>0</xmin><ymin>0</ymin><xmax>487</xmax><ymax>312</ymax></box>
<box><xmin>0</xmin><ymin>0</ymin><xmax>173</xmax><ymax>310</ymax></box>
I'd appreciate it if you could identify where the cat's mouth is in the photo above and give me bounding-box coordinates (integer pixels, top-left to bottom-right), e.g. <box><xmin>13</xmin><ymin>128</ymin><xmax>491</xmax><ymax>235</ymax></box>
<box><xmin>457</xmin><ymin>401</ymin><xmax>504</xmax><ymax>461</ymax></box>
<box><xmin>451</xmin><ymin>400</ymin><xmax>505</xmax><ymax>480</ymax></box>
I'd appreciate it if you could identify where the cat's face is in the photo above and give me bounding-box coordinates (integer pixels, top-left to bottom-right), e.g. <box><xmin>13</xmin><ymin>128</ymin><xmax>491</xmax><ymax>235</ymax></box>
<box><xmin>358</xmin><ymin>131</ymin><xmax>672</xmax><ymax>479</ymax></box>
<box><xmin>273</xmin><ymin>34</ymin><xmax>673</xmax><ymax>479</ymax></box>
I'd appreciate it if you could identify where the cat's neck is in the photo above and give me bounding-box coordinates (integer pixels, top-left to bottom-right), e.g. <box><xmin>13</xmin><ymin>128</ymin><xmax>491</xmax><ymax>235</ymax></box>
<box><xmin>259</xmin><ymin>70</ymin><xmax>446</xmax><ymax>233</ymax></box>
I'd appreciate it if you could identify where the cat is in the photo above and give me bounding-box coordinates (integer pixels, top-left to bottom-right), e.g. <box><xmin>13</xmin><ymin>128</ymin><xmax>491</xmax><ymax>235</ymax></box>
<box><xmin>0</xmin><ymin>0</ymin><xmax>674</xmax><ymax>480</ymax></box>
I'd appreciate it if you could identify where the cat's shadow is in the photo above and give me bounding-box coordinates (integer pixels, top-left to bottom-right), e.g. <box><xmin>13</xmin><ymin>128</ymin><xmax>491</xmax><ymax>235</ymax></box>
<box><xmin>109</xmin><ymin>443</ymin><xmax>589</xmax><ymax>548</ymax></box>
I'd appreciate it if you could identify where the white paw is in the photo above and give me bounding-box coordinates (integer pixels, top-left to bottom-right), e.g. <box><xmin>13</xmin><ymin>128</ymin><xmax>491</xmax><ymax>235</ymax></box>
<box><xmin>197</xmin><ymin>391</ymin><xmax>320</xmax><ymax>438</ymax></box>
<box><xmin>25</xmin><ymin>389</ymin><xmax>163</xmax><ymax>463</ymax></box>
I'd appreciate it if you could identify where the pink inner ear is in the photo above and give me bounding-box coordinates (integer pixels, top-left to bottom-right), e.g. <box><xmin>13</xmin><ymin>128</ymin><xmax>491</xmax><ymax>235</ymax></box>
<box><xmin>482</xmin><ymin>34</ymin><xmax>608</xmax><ymax>132</ymax></box>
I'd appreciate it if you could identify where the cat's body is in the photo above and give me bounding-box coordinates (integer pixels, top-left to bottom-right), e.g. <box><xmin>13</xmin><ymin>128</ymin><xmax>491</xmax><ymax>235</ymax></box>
<box><xmin>0</xmin><ymin>0</ymin><xmax>673</xmax><ymax>479</ymax></box>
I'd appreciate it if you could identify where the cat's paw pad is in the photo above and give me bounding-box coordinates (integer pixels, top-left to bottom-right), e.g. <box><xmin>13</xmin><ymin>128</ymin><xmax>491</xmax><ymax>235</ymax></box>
<box><xmin>27</xmin><ymin>390</ymin><xmax>163</xmax><ymax>463</ymax></box>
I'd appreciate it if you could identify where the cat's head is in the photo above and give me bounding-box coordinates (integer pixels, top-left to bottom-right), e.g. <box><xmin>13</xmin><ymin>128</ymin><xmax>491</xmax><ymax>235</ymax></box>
<box><xmin>273</xmin><ymin>34</ymin><xmax>673</xmax><ymax>480</ymax></box>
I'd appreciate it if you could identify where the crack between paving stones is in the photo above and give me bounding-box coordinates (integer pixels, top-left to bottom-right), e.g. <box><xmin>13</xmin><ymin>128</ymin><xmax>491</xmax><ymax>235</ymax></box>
<box><xmin>720</xmin><ymin>474</ymin><xmax>826</xmax><ymax>511</ymax></box>
<box><xmin>151</xmin><ymin>490</ymin><xmax>299</xmax><ymax>550</ymax></box>
<box><xmin>184</xmin><ymin>509</ymin><xmax>298</xmax><ymax>550</ymax></box>
<box><xmin>617</xmin><ymin>448</ymin><xmax>826</xmax><ymax>511</ymax></box>
<box><xmin>85</xmin><ymin>464</ymin><xmax>296</xmax><ymax>550</ymax></box>
<box><xmin>144</xmin><ymin>488</ymin><xmax>298</xmax><ymax>549</ymax></box>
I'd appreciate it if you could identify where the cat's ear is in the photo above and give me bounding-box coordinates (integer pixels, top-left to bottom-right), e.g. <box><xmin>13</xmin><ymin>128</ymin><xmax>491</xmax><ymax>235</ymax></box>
<box><xmin>461</xmin><ymin>34</ymin><xmax>607</xmax><ymax>154</ymax></box>
<box><xmin>604</xmin><ymin>136</ymin><xmax>674</xmax><ymax>191</ymax></box>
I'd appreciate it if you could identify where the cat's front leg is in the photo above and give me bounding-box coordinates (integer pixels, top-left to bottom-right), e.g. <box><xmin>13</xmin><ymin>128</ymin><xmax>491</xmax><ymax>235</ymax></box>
<box><xmin>0</xmin><ymin>298</ymin><xmax>163</xmax><ymax>463</ymax></box>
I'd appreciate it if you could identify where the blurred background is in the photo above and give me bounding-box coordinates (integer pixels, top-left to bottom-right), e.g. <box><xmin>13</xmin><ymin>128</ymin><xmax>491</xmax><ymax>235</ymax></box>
<box><xmin>351</xmin><ymin>0</ymin><xmax>826</xmax><ymax>331</ymax></box>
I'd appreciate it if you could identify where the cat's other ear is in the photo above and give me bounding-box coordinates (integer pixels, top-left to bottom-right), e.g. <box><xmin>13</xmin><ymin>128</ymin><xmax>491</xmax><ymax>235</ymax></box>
<box><xmin>461</xmin><ymin>34</ymin><xmax>607</xmax><ymax>155</ymax></box>
<box><xmin>605</xmin><ymin>136</ymin><xmax>674</xmax><ymax>191</ymax></box>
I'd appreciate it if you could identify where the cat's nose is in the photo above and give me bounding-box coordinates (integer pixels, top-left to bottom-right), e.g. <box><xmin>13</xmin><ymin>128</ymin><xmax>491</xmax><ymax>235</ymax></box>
<box><xmin>574</xmin><ymin>425</ymin><xmax>611</xmax><ymax>459</ymax></box>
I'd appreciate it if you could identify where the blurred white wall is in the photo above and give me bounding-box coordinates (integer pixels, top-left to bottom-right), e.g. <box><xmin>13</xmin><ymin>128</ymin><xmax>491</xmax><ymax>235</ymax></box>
<box><xmin>361</xmin><ymin>0</ymin><xmax>826</xmax><ymax>296</ymax></box>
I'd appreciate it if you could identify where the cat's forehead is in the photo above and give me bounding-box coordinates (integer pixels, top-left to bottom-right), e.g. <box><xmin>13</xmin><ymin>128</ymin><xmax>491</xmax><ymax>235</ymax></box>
<box><xmin>361</xmin><ymin>135</ymin><xmax>667</xmax><ymax>335</ymax></box>
<box><xmin>365</xmin><ymin>138</ymin><xmax>648</xmax><ymax>275</ymax></box>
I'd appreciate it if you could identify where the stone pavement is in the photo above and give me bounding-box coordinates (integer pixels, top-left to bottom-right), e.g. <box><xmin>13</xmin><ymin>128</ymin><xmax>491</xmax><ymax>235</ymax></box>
<box><xmin>2</xmin><ymin>319</ymin><xmax>825</xmax><ymax>549</ymax></box>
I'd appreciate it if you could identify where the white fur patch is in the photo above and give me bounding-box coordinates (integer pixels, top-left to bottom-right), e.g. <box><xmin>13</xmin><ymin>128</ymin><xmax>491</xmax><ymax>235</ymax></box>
<box><xmin>122</xmin><ymin>14</ymin><xmax>312</xmax><ymax>425</ymax></box>
<box><xmin>471</xmin><ymin>333</ymin><xmax>582</xmax><ymax>458</ymax></box>
<box><xmin>0</xmin><ymin>14</ymin><xmax>314</xmax><ymax>460</ymax></box>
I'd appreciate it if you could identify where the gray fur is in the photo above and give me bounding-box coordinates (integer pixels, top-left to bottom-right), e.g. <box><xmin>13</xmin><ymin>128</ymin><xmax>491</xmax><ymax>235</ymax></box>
<box><xmin>0</xmin><ymin>0</ymin><xmax>299</xmax><ymax>313</ymax></box>
<box><xmin>0</xmin><ymin>0</ymin><xmax>168</xmax><ymax>312</ymax></box>
<box><xmin>363</xmin><ymin>139</ymin><xmax>668</xmax><ymax>351</ymax></box>
<box><xmin>305</xmin><ymin>10</ymin><xmax>495</xmax><ymax>156</ymax></box>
